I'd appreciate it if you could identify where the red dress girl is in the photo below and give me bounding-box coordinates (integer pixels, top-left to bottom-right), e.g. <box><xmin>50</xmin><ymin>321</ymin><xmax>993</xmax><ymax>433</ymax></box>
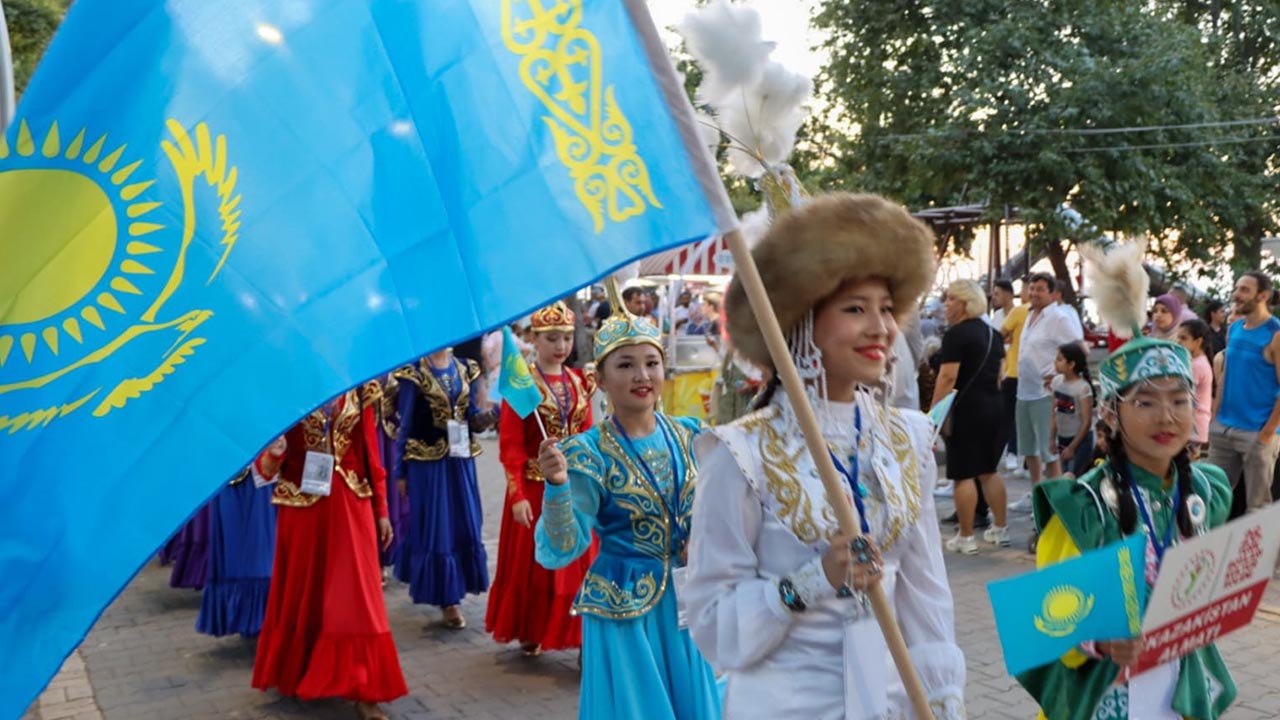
<box><xmin>485</xmin><ymin>302</ymin><xmax>597</xmax><ymax>654</ymax></box>
<box><xmin>253</xmin><ymin>381</ymin><xmax>406</xmax><ymax>713</ymax></box>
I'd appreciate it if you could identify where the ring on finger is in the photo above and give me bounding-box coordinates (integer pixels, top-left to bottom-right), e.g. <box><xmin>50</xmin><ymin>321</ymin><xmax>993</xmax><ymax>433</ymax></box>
<box><xmin>868</xmin><ymin>561</ymin><xmax>882</xmax><ymax>576</ymax></box>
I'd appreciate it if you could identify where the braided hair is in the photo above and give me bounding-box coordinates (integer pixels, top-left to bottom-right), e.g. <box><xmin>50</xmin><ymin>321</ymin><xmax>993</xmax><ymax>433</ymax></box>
<box><xmin>1102</xmin><ymin>398</ymin><xmax>1196</xmax><ymax>538</ymax></box>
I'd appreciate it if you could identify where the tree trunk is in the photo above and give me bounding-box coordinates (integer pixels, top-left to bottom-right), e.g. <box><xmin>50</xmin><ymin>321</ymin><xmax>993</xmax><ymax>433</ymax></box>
<box><xmin>1044</xmin><ymin>238</ymin><xmax>1078</xmax><ymax>307</ymax></box>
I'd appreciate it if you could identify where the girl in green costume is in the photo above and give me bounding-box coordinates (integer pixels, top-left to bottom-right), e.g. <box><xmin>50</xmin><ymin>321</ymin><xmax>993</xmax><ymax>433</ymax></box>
<box><xmin>1017</xmin><ymin>241</ymin><xmax>1236</xmax><ymax>720</ymax></box>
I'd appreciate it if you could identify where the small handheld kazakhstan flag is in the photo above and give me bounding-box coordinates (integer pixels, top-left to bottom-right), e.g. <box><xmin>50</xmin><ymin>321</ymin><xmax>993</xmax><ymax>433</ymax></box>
<box><xmin>987</xmin><ymin>533</ymin><xmax>1147</xmax><ymax>676</ymax></box>
<box><xmin>498</xmin><ymin>326</ymin><xmax>543</xmax><ymax>419</ymax></box>
<box><xmin>0</xmin><ymin>0</ymin><xmax>734</xmax><ymax>713</ymax></box>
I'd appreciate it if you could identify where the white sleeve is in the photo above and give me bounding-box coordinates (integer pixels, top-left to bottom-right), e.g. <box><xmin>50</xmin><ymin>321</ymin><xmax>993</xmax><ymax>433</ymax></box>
<box><xmin>685</xmin><ymin>439</ymin><xmax>813</xmax><ymax>672</ymax></box>
<box><xmin>889</xmin><ymin>414</ymin><xmax>967</xmax><ymax>716</ymax></box>
<box><xmin>1060</xmin><ymin>308</ymin><xmax>1084</xmax><ymax>342</ymax></box>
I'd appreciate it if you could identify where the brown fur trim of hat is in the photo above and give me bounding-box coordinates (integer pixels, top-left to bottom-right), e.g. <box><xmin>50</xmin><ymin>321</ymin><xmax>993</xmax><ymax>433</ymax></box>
<box><xmin>725</xmin><ymin>192</ymin><xmax>937</xmax><ymax>368</ymax></box>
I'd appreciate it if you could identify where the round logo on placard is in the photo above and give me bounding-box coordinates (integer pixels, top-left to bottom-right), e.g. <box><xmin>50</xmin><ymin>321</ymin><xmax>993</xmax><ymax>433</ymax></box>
<box><xmin>1172</xmin><ymin>549</ymin><xmax>1216</xmax><ymax>611</ymax></box>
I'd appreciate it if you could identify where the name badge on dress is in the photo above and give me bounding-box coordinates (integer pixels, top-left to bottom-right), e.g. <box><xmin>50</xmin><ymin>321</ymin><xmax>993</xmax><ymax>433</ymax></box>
<box><xmin>299</xmin><ymin>451</ymin><xmax>335</xmax><ymax>496</ymax></box>
<box><xmin>671</xmin><ymin>566</ymin><xmax>690</xmax><ymax>630</ymax></box>
<box><xmin>448</xmin><ymin>419</ymin><xmax>472</xmax><ymax>458</ymax></box>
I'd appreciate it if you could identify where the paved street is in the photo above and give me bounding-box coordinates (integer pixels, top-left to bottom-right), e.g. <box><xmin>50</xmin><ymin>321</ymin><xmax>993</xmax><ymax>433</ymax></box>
<box><xmin>25</xmin><ymin>438</ymin><xmax>1280</xmax><ymax>720</ymax></box>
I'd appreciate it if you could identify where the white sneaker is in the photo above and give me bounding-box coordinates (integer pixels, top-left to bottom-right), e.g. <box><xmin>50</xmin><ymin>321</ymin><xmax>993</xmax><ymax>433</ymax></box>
<box><xmin>1008</xmin><ymin>493</ymin><xmax>1034</xmax><ymax>513</ymax></box>
<box><xmin>946</xmin><ymin>533</ymin><xmax>978</xmax><ymax>555</ymax></box>
<box><xmin>1003</xmin><ymin>454</ymin><xmax>1018</xmax><ymax>471</ymax></box>
<box><xmin>933</xmin><ymin>481</ymin><xmax>954</xmax><ymax>498</ymax></box>
<box><xmin>984</xmin><ymin>526</ymin><xmax>1011</xmax><ymax>547</ymax></box>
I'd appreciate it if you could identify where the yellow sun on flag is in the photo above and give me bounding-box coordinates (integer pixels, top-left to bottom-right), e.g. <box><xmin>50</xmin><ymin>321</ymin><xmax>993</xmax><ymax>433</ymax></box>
<box><xmin>0</xmin><ymin>115</ymin><xmax>240</xmax><ymax>433</ymax></box>
<box><xmin>1034</xmin><ymin>585</ymin><xmax>1095</xmax><ymax>638</ymax></box>
<box><xmin>0</xmin><ymin>120</ymin><xmax>166</xmax><ymax>367</ymax></box>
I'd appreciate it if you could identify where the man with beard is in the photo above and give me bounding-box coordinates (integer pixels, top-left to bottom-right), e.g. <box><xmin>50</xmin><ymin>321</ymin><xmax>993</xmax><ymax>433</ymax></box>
<box><xmin>1210</xmin><ymin>270</ymin><xmax>1280</xmax><ymax>512</ymax></box>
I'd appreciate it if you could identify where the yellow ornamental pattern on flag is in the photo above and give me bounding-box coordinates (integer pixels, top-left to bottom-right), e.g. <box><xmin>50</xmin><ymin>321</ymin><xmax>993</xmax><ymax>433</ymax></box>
<box><xmin>1034</xmin><ymin>585</ymin><xmax>1095</xmax><ymax>638</ymax></box>
<box><xmin>501</xmin><ymin>0</ymin><xmax>662</xmax><ymax>232</ymax></box>
<box><xmin>1119</xmin><ymin>542</ymin><xmax>1142</xmax><ymax>635</ymax></box>
<box><xmin>0</xmin><ymin>118</ymin><xmax>241</xmax><ymax>433</ymax></box>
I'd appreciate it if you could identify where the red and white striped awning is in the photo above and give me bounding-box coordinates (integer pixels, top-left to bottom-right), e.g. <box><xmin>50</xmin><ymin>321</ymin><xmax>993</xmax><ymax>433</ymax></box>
<box><xmin>638</xmin><ymin>235</ymin><xmax>734</xmax><ymax>276</ymax></box>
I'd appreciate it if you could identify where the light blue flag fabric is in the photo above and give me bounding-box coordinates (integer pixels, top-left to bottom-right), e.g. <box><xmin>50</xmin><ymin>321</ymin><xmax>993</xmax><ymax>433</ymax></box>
<box><xmin>987</xmin><ymin>533</ymin><xmax>1148</xmax><ymax>676</ymax></box>
<box><xmin>498</xmin><ymin>326</ymin><xmax>543</xmax><ymax>419</ymax></box>
<box><xmin>0</xmin><ymin>0</ymin><xmax>734</xmax><ymax>712</ymax></box>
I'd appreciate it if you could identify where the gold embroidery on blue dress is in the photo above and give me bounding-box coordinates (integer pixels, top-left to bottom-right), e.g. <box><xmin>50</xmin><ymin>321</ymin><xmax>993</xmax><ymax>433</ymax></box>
<box><xmin>596</xmin><ymin>422</ymin><xmax>671</xmax><ymax>561</ymax></box>
<box><xmin>564</xmin><ymin>419</ymin><xmax>699</xmax><ymax>618</ymax></box>
<box><xmin>542</xmin><ymin>489</ymin><xmax>578</xmax><ymax>553</ymax></box>
<box><xmin>561</xmin><ymin>435</ymin><xmax>605</xmax><ymax>488</ymax></box>
<box><xmin>573</xmin><ymin>572</ymin><xmax>662</xmax><ymax>620</ymax></box>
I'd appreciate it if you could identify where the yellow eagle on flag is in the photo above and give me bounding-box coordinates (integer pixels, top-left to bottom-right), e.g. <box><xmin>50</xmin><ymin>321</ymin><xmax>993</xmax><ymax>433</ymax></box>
<box><xmin>0</xmin><ymin>119</ymin><xmax>240</xmax><ymax>433</ymax></box>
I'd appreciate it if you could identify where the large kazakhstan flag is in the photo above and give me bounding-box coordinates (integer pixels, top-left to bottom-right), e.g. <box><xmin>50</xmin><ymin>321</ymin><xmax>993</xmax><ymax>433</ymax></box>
<box><xmin>0</xmin><ymin>0</ymin><xmax>734</xmax><ymax>713</ymax></box>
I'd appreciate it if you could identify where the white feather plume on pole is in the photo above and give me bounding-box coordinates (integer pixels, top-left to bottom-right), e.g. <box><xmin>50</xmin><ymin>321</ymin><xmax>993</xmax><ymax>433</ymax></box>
<box><xmin>717</xmin><ymin>62</ymin><xmax>813</xmax><ymax>178</ymax></box>
<box><xmin>1079</xmin><ymin>239</ymin><xmax>1149</xmax><ymax>339</ymax></box>
<box><xmin>678</xmin><ymin>0</ymin><xmax>775</xmax><ymax>106</ymax></box>
<box><xmin>678</xmin><ymin>1</ymin><xmax>811</xmax><ymax>180</ymax></box>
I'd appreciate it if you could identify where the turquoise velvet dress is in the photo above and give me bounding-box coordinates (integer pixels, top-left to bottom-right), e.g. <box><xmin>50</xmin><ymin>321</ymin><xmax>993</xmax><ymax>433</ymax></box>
<box><xmin>535</xmin><ymin>414</ymin><xmax>721</xmax><ymax>720</ymax></box>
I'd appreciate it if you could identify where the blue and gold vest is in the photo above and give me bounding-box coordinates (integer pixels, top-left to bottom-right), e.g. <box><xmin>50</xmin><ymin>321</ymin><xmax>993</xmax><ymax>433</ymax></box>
<box><xmin>559</xmin><ymin>414</ymin><xmax>700</xmax><ymax>620</ymax></box>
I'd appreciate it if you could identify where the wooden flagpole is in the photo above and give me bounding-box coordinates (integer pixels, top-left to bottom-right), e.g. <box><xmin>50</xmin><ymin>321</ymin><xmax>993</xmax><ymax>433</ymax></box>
<box><xmin>724</xmin><ymin>228</ymin><xmax>936</xmax><ymax>719</ymax></box>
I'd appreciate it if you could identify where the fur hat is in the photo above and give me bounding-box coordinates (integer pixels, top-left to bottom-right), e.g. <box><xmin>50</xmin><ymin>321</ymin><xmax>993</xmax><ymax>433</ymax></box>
<box><xmin>725</xmin><ymin>193</ymin><xmax>936</xmax><ymax>367</ymax></box>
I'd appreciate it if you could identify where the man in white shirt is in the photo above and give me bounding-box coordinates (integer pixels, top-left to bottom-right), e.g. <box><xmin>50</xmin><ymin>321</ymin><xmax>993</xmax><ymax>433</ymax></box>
<box><xmin>1015</xmin><ymin>272</ymin><xmax>1085</xmax><ymax>494</ymax></box>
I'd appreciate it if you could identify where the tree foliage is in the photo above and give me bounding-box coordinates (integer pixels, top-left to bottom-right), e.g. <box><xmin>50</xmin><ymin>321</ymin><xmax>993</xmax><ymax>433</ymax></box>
<box><xmin>4</xmin><ymin>0</ymin><xmax>71</xmax><ymax>97</ymax></box>
<box><xmin>808</xmin><ymin>0</ymin><xmax>1280</xmax><ymax>291</ymax></box>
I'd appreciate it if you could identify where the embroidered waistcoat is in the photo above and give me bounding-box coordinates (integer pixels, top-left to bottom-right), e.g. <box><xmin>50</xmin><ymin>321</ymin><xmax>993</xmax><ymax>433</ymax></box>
<box><xmin>708</xmin><ymin>396</ymin><xmax>924</xmax><ymax>553</ymax></box>
<box><xmin>393</xmin><ymin>357</ymin><xmax>485</xmax><ymax>462</ymax></box>
<box><xmin>273</xmin><ymin>381</ymin><xmax>382</xmax><ymax>508</ymax></box>
<box><xmin>558</xmin><ymin>415</ymin><xmax>700</xmax><ymax>620</ymax></box>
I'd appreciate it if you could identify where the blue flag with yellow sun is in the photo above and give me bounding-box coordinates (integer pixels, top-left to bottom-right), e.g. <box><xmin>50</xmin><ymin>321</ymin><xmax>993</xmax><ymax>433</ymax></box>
<box><xmin>0</xmin><ymin>0</ymin><xmax>734</xmax><ymax>712</ymax></box>
<box><xmin>987</xmin><ymin>533</ymin><xmax>1148</xmax><ymax>676</ymax></box>
<box><xmin>498</xmin><ymin>326</ymin><xmax>544</xmax><ymax>419</ymax></box>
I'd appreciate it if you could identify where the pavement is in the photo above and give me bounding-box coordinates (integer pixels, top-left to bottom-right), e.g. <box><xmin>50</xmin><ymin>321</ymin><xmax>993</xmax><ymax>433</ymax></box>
<box><xmin>23</xmin><ymin>442</ymin><xmax>1280</xmax><ymax>720</ymax></box>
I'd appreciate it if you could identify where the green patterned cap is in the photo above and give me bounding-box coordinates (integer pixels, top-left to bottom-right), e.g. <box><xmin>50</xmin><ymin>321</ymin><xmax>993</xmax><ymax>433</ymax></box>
<box><xmin>1097</xmin><ymin>336</ymin><xmax>1194</xmax><ymax>401</ymax></box>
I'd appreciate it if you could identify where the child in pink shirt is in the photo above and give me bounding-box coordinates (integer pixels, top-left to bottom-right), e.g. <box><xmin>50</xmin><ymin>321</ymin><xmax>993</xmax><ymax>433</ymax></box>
<box><xmin>1176</xmin><ymin>319</ymin><xmax>1214</xmax><ymax>455</ymax></box>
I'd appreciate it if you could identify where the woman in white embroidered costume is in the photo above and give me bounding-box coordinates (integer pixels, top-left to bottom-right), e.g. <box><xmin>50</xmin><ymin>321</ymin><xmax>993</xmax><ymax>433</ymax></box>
<box><xmin>684</xmin><ymin>193</ymin><xmax>966</xmax><ymax>719</ymax></box>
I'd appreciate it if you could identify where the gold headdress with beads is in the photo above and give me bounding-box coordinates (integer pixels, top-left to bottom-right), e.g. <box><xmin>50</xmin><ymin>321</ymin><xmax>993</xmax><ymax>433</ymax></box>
<box><xmin>594</xmin><ymin>278</ymin><xmax>662</xmax><ymax>362</ymax></box>
<box><xmin>530</xmin><ymin>301</ymin><xmax>575</xmax><ymax>333</ymax></box>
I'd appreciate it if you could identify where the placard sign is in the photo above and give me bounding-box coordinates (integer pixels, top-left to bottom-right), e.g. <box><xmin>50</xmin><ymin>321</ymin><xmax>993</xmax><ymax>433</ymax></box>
<box><xmin>1134</xmin><ymin>502</ymin><xmax>1280</xmax><ymax>675</ymax></box>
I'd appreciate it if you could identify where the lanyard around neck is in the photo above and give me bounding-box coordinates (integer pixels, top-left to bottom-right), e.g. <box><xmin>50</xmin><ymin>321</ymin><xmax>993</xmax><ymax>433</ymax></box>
<box><xmin>611</xmin><ymin>415</ymin><xmax>686</xmax><ymax>551</ymax></box>
<box><xmin>1130</xmin><ymin>467</ymin><xmax>1181</xmax><ymax>565</ymax></box>
<box><xmin>536</xmin><ymin>364</ymin><xmax>573</xmax><ymax>432</ymax></box>
<box><xmin>827</xmin><ymin>406</ymin><xmax>870</xmax><ymax>535</ymax></box>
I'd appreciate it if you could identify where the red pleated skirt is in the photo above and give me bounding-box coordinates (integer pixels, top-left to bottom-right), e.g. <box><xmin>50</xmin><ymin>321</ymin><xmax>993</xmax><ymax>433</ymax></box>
<box><xmin>252</xmin><ymin>481</ymin><xmax>407</xmax><ymax>703</ymax></box>
<box><xmin>484</xmin><ymin>480</ymin><xmax>594</xmax><ymax>651</ymax></box>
